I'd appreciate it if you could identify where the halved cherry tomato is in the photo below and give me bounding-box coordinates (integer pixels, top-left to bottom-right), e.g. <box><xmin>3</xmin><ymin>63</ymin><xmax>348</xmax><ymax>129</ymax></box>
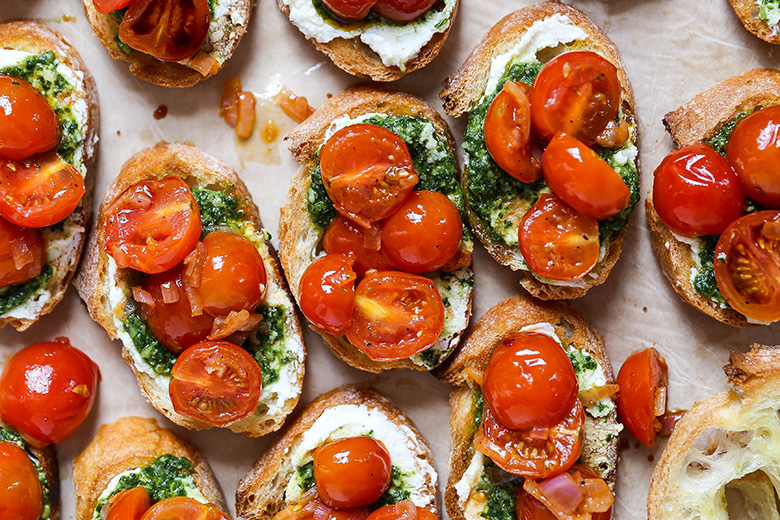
<box><xmin>346</xmin><ymin>271</ymin><xmax>444</xmax><ymax>361</ymax></box>
<box><xmin>518</xmin><ymin>193</ymin><xmax>600</xmax><ymax>281</ymax></box>
<box><xmin>298</xmin><ymin>254</ymin><xmax>357</xmax><ymax>334</ymax></box>
<box><xmin>169</xmin><ymin>340</ymin><xmax>262</xmax><ymax>426</ymax></box>
<box><xmin>483</xmin><ymin>332</ymin><xmax>578</xmax><ymax>431</ymax></box>
<box><xmin>713</xmin><ymin>211</ymin><xmax>780</xmax><ymax>322</ymax></box>
<box><xmin>0</xmin><ymin>441</ymin><xmax>43</xmax><ymax>520</ymax></box>
<box><xmin>321</xmin><ymin>0</ymin><xmax>374</xmax><ymax>20</ymax></box>
<box><xmin>542</xmin><ymin>133</ymin><xmax>630</xmax><ymax>220</ymax></box>
<box><xmin>140</xmin><ymin>497</ymin><xmax>229</xmax><ymax>520</ymax></box>
<box><xmin>320</xmin><ymin>124</ymin><xmax>418</xmax><ymax>228</ymax></box>
<box><xmin>0</xmin><ymin>338</ymin><xmax>100</xmax><ymax>447</ymax></box>
<box><xmin>323</xmin><ymin>216</ymin><xmax>394</xmax><ymax>278</ymax></box>
<box><xmin>653</xmin><ymin>144</ymin><xmax>745</xmax><ymax>236</ymax></box>
<box><xmin>727</xmin><ymin>105</ymin><xmax>780</xmax><ymax>208</ymax></box>
<box><xmin>0</xmin><ymin>76</ymin><xmax>60</xmax><ymax>161</ymax></box>
<box><xmin>314</xmin><ymin>437</ymin><xmax>392</xmax><ymax>509</ymax></box>
<box><xmin>530</xmin><ymin>51</ymin><xmax>621</xmax><ymax>144</ymax></box>
<box><xmin>365</xmin><ymin>501</ymin><xmax>438</xmax><ymax>520</ymax></box>
<box><xmin>93</xmin><ymin>0</ymin><xmax>132</xmax><ymax>14</ymax></box>
<box><xmin>474</xmin><ymin>397</ymin><xmax>584</xmax><ymax>479</ymax></box>
<box><xmin>105</xmin><ymin>487</ymin><xmax>153</xmax><ymax>520</ymax></box>
<box><xmin>484</xmin><ymin>81</ymin><xmax>541</xmax><ymax>182</ymax></box>
<box><xmin>0</xmin><ymin>151</ymin><xmax>85</xmax><ymax>228</ymax></box>
<box><xmin>518</xmin><ymin>464</ymin><xmax>613</xmax><ymax>520</ymax></box>
<box><xmin>119</xmin><ymin>0</ymin><xmax>211</xmax><ymax>62</ymax></box>
<box><xmin>0</xmin><ymin>216</ymin><xmax>44</xmax><ymax>289</ymax></box>
<box><xmin>381</xmin><ymin>190</ymin><xmax>462</xmax><ymax>273</ymax></box>
<box><xmin>372</xmin><ymin>0</ymin><xmax>439</xmax><ymax>23</ymax></box>
<box><xmin>616</xmin><ymin>348</ymin><xmax>668</xmax><ymax>447</ymax></box>
<box><xmin>104</xmin><ymin>177</ymin><xmax>202</xmax><ymax>274</ymax></box>
<box><xmin>273</xmin><ymin>490</ymin><xmax>370</xmax><ymax>520</ymax></box>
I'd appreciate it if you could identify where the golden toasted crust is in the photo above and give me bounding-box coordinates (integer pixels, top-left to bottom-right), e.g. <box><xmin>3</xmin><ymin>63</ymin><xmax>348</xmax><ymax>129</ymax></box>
<box><xmin>0</xmin><ymin>20</ymin><xmax>98</xmax><ymax>331</ymax></box>
<box><xmin>236</xmin><ymin>385</ymin><xmax>439</xmax><ymax>520</ymax></box>
<box><xmin>72</xmin><ymin>417</ymin><xmax>226</xmax><ymax>520</ymax></box>
<box><xmin>729</xmin><ymin>0</ymin><xmax>780</xmax><ymax>44</ymax></box>
<box><xmin>33</xmin><ymin>445</ymin><xmax>60</xmax><ymax>520</ymax></box>
<box><xmin>74</xmin><ymin>142</ymin><xmax>305</xmax><ymax>436</ymax></box>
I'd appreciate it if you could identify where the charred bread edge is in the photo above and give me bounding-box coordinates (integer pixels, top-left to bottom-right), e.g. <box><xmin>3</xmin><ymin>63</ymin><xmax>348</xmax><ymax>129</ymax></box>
<box><xmin>235</xmin><ymin>385</ymin><xmax>439</xmax><ymax>520</ymax></box>
<box><xmin>729</xmin><ymin>0</ymin><xmax>780</xmax><ymax>45</ymax></box>
<box><xmin>279</xmin><ymin>84</ymin><xmax>474</xmax><ymax>373</ymax></box>
<box><xmin>74</xmin><ymin>142</ymin><xmax>305</xmax><ymax>437</ymax></box>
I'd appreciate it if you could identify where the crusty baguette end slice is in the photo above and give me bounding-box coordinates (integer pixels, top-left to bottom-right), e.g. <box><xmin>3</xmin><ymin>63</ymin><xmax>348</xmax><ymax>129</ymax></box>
<box><xmin>729</xmin><ymin>0</ymin><xmax>780</xmax><ymax>45</ymax></box>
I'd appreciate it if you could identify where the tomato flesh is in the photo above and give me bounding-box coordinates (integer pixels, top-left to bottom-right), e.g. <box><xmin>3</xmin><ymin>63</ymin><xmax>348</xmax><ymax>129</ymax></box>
<box><xmin>727</xmin><ymin>105</ymin><xmax>780</xmax><ymax>208</ymax></box>
<box><xmin>140</xmin><ymin>497</ymin><xmax>230</xmax><ymax>520</ymax></box>
<box><xmin>517</xmin><ymin>464</ymin><xmax>613</xmax><ymax>520</ymax></box>
<box><xmin>0</xmin><ymin>215</ymin><xmax>44</xmax><ymax>289</ymax></box>
<box><xmin>105</xmin><ymin>487</ymin><xmax>153</xmax><ymax>520</ymax></box>
<box><xmin>314</xmin><ymin>437</ymin><xmax>392</xmax><ymax>509</ymax></box>
<box><xmin>366</xmin><ymin>502</ymin><xmax>438</xmax><ymax>520</ymax></box>
<box><xmin>0</xmin><ymin>441</ymin><xmax>43</xmax><ymax>520</ymax></box>
<box><xmin>93</xmin><ymin>0</ymin><xmax>132</xmax><ymax>14</ymax></box>
<box><xmin>0</xmin><ymin>76</ymin><xmax>60</xmax><ymax>161</ymax></box>
<box><xmin>372</xmin><ymin>0</ymin><xmax>439</xmax><ymax>23</ymax></box>
<box><xmin>616</xmin><ymin>348</ymin><xmax>668</xmax><ymax>446</ymax></box>
<box><xmin>0</xmin><ymin>338</ymin><xmax>100</xmax><ymax>447</ymax></box>
<box><xmin>298</xmin><ymin>254</ymin><xmax>357</xmax><ymax>335</ymax></box>
<box><xmin>323</xmin><ymin>216</ymin><xmax>394</xmax><ymax>279</ymax></box>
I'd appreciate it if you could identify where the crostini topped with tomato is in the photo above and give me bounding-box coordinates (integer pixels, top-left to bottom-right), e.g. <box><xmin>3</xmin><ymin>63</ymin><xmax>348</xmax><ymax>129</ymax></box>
<box><xmin>75</xmin><ymin>142</ymin><xmax>305</xmax><ymax>437</ymax></box>
<box><xmin>440</xmin><ymin>3</ymin><xmax>639</xmax><ymax>300</ymax></box>
<box><xmin>729</xmin><ymin>0</ymin><xmax>780</xmax><ymax>44</ymax></box>
<box><xmin>279</xmin><ymin>85</ymin><xmax>473</xmax><ymax>373</ymax></box>
<box><xmin>0</xmin><ymin>426</ymin><xmax>59</xmax><ymax>520</ymax></box>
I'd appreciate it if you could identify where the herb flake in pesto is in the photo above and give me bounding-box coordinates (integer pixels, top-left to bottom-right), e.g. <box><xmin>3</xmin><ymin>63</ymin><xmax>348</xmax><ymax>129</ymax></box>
<box><xmin>297</xmin><ymin>461</ymin><xmax>315</xmax><ymax>491</ymax></box>
<box><xmin>192</xmin><ymin>187</ymin><xmax>244</xmax><ymax>230</ymax></box>
<box><xmin>476</xmin><ymin>460</ymin><xmax>520</xmax><ymax>520</ymax></box>
<box><xmin>692</xmin><ymin>235</ymin><xmax>728</xmax><ymax>305</ymax></box>
<box><xmin>252</xmin><ymin>305</ymin><xmax>293</xmax><ymax>385</ymax></box>
<box><xmin>124</xmin><ymin>309</ymin><xmax>176</xmax><ymax>376</ymax></box>
<box><xmin>373</xmin><ymin>466</ymin><xmax>412</xmax><ymax>508</ymax></box>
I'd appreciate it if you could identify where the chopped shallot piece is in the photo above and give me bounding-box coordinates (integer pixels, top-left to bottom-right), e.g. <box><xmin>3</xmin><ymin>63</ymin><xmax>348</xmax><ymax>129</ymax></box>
<box><xmin>578</xmin><ymin>384</ymin><xmax>620</xmax><ymax>408</ymax></box>
<box><xmin>236</xmin><ymin>91</ymin><xmax>256</xmax><ymax>139</ymax></box>
<box><xmin>159</xmin><ymin>280</ymin><xmax>180</xmax><ymax>304</ymax></box>
<box><xmin>524</xmin><ymin>468</ymin><xmax>613</xmax><ymax>520</ymax></box>
<box><xmin>654</xmin><ymin>385</ymin><xmax>668</xmax><ymax>417</ymax></box>
<box><xmin>220</xmin><ymin>78</ymin><xmax>242</xmax><ymax>127</ymax></box>
<box><xmin>363</xmin><ymin>224</ymin><xmax>382</xmax><ymax>251</ymax></box>
<box><xmin>659</xmin><ymin>409</ymin><xmax>686</xmax><ymax>437</ymax></box>
<box><xmin>190</xmin><ymin>51</ymin><xmax>221</xmax><ymax>77</ymax></box>
<box><xmin>183</xmin><ymin>241</ymin><xmax>207</xmax><ymax>288</ymax></box>
<box><xmin>463</xmin><ymin>366</ymin><xmax>483</xmax><ymax>387</ymax></box>
<box><xmin>537</xmin><ymin>472</ymin><xmax>585</xmax><ymax>513</ymax></box>
<box><xmin>581</xmin><ymin>478</ymin><xmax>613</xmax><ymax>512</ymax></box>
<box><xmin>10</xmin><ymin>238</ymin><xmax>33</xmax><ymax>269</ymax></box>
<box><xmin>209</xmin><ymin>309</ymin><xmax>262</xmax><ymax>340</ymax></box>
<box><xmin>132</xmin><ymin>286</ymin><xmax>155</xmax><ymax>307</ymax></box>
<box><xmin>276</xmin><ymin>87</ymin><xmax>315</xmax><ymax>123</ymax></box>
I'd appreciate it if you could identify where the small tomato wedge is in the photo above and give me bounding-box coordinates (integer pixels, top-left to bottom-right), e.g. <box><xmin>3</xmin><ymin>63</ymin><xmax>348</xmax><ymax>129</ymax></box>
<box><xmin>542</xmin><ymin>133</ymin><xmax>630</xmax><ymax>220</ymax></box>
<box><xmin>105</xmin><ymin>487</ymin><xmax>153</xmax><ymax>520</ymax></box>
<box><xmin>346</xmin><ymin>271</ymin><xmax>444</xmax><ymax>361</ymax></box>
<box><xmin>0</xmin><ymin>215</ymin><xmax>44</xmax><ymax>289</ymax></box>
<box><xmin>616</xmin><ymin>348</ymin><xmax>668</xmax><ymax>446</ymax></box>
<box><xmin>298</xmin><ymin>254</ymin><xmax>357</xmax><ymax>335</ymax></box>
<box><xmin>519</xmin><ymin>464</ymin><xmax>613</xmax><ymax>520</ymax></box>
<box><xmin>727</xmin><ymin>105</ymin><xmax>780</xmax><ymax>208</ymax></box>
<box><xmin>169</xmin><ymin>340</ymin><xmax>262</xmax><ymax>427</ymax></box>
<box><xmin>373</xmin><ymin>0</ymin><xmax>439</xmax><ymax>23</ymax></box>
<box><xmin>140</xmin><ymin>497</ymin><xmax>230</xmax><ymax>520</ymax></box>
<box><xmin>0</xmin><ymin>441</ymin><xmax>43</xmax><ymax>520</ymax></box>
<box><xmin>518</xmin><ymin>193</ymin><xmax>600</xmax><ymax>281</ymax></box>
<box><xmin>0</xmin><ymin>76</ymin><xmax>60</xmax><ymax>161</ymax></box>
<box><xmin>366</xmin><ymin>502</ymin><xmax>438</xmax><ymax>520</ymax></box>
<box><xmin>93</xmin><ymin>0</ymin><xmax>132</xmax><ymax>14</ymax></box>
<box><xmin>323</xmin><ymin>216</ymin><xmax>394</xmax><ymax>278</ymax></box>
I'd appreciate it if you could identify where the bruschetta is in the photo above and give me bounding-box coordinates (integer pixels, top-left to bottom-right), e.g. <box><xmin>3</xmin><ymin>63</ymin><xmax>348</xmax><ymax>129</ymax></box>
<box><xmin>0</xmin><ymin>425</ymin><xmax>59</xmax><ymax>520</ymax></box>
<box><xmin>730</xmin><ymin>0</ymin><xmax>780</xmax><ymax>44</ymax></box>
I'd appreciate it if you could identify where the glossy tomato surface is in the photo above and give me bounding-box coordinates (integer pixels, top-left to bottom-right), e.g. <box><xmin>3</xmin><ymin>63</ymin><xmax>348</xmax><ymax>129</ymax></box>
<box><xmin>0</xmin><ymin>215</ymin><xmax>44</xmax><ymax>289</ymax></box>
<box><xmin>346</xmin><ymin>271</ymin><xmax>444</xmax><ymax>361</ymax></box>
<box><xmin>381</xmin><ymin>190</ymin><xmax>462</xmax><ymax>273</ymax></box>
<box><xmin>321</xmin><ymin>0</ymin><xmax>374</xmax><ymax>20</ymax></box>
<box><xmin>727</xmin><ymin>105</ymin><xmax>780</xmax><ymax>208</ymax></box>
<box><xmin>0</xmin><ymin>76</ymin><xmax>60</xmax><ymax>161</ymax></box>
<box><xmin>365</xmin><ymin>501</ymin><xmax>438</xmax><ymax>520</ymax></box>
<box><xmin>542</xmin><ymin>133</ymin><xmax>630</xmax><ymax>220</ymax></box>
<box><xmin>169</xmin><ymin>341</ymin><xmax>262</xmax><ymax>427</ymax></box>
<box><xmin>93</xmin><ymin>0</ymin><xmax>132</xmax><ymax>13</ymax></box>
<box><xmin>320</xmin><ymin>124</ymin><xmax>418</xmax><ymax>228</ymax></box>
<box><xmin>314</xmin><ymin>436</ymin><xmax>392</xmax><ymax>509</ymax></box>
<box><xmin>616</xmin><ymin>348</ymin><xmax>668</xmax><ymax>446</ymax></box>
<box><xmin>517</xmin><ymin>464</ymin><xmax>613</xmax><ymax>520</ymax></box>
<box><xmin>298</xmin><ymin>254</ymin><xmax>357</xmax><ymax>334</ymax></box>
<box><xmin>372</xmin><ymin>0</ymin><xmax>438</xmax><ymax>22</ymax></box>
<box><xmin>140</xmin><ymin>497</ymin><xmax>230</xmax><ymax>520</ymax></box>
<box><xmin>0</xmin><ymin>441</ymin><xmax>43</xmax><ymax>520</ymax></box>
<box><xmin>105</xmin><ymin>487</ymin><xmax>153</xmax><ymax>520</ymax></box>
<box><xmin>0</xmin><ymin>339</ymin><xmax>100</xmax><ymax>447</ymax></box>
<box><xmin>104</xmin><ymin>177</ymin><xmax>202</xmax><ymax>274</ymax></box>
<box><xmin>653</xmin><ymin>144</ymin><xmax>745</xmax><ymax>236</ymax></box>
<box><xmin>322</xmin><ymin>216</ymin><xmax>394</xmax><ymax>278</ymax></box>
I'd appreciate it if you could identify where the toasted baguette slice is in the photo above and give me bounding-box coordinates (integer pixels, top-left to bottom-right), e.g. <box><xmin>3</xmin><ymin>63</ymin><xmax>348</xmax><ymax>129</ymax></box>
<box><xmin>279</xmin><ymin>84</ymin><xmax>474</xmax><ymax>373</ymax></box>
<box><xmin>0</xmin><ymin>20</ymin><xmax>98</xmax><ymax>330</ymax></box>
<box><xmin>435</xmin><ymin>295</ymin><xmax>621</xmax><ymax>520</ymax></box>
<box><xmin>439</xmin><ymin>2</ymin><xmax>638</xmax><ymax>300</ymax></box>
<box><xmin>647</xmin><ymin>345</ymin><xmax>780</xmax><ymax>519</ymax></box>
<box><xmin>730</xmin><ymin>0</ymin><xmax>780</xmax><ymax>44</ymax></box>
<box><xmin>74</xmin><ymin>142</ymin><xmax>305</xmax><ymax>436</ymax></box>
<box><xmin>236</xmin><ymin>385</ymin><xmax>439</xmax><ymax>519</ymax></box>
<box><xmin>81</xmin><ymin>0</ymin><xmax>253</xmax><ymax>87</ymax></box>
<box><xmin>73</xmin><ymin>416</ymin><xmax>226</xmax><ymax>520</ymax></box>
<box><xmin>646</xmin><ymin>68</ymin><xmax>780</xmax><ymax>327</ymax></box>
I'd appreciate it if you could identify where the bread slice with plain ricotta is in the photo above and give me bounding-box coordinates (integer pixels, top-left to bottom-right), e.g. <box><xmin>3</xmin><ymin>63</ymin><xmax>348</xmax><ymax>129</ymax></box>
<box><xmin>0</xmin><ymin>20</ymin><xmax>98</xmax><ymax>331</ymax></box>
<box><xmin>729</xmin><ymin>0</ymin><xmax>780</xmax><ymax>44</ymax></box>
<box><xmin>236</xmin><ymin>385</ymin><xmax>439</xmax><ymax>520</ymax></box>
<box><xmin>72</xmin><ymin>416</ymin><xmax>226</xmax><ymax>520</ymax></box>
<box><xmin>74</xmin><ymin>142</ymin><xmax>305</xmax><ymax>437</ymax></box>
<box><xmin>278</xmin><ymin>84</ymin><xmax>473</xmax><ymax>373</ymax></box>
<box><xmin>435</xmin><ymin>294</ymin><xmax>621</xmax><ymax>520</ymax></box>
<box><xmin>81</xmin><ymin>0</ymin><xmax>254</xmax><ymax>87</ymax></box>
<box><xmin>439</xmin><ymin>2</ymin><xmax>638</xmax><ymax>300</ymax></box>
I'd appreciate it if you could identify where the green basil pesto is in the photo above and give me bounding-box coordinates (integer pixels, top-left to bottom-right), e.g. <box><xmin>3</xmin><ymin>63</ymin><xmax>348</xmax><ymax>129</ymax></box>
<box><xmin>0</xmin><ymin>265</ymin><xmax>53</xmax><ymax>315</ymax></box>
<box><xmin>251</xmin><ymin>305</ymin><xmax>293</xmax><ymax>385</ymax></box>
<box><xmin>296</xmin><ymin>461</ymin><xmax>315</xmax><ymax>491</ymax></box>
<box><xmin>191</xmin><ymin>187</ymin><xmax>245</xmax><ymax>230</ymax></box>
<box><xmin>125</xmin><ymin>309</ymin><xmax>176</xmax><ymax>375</ymax></box>
<box><xmin>476</xmin><ymin>460</ymin><xmax>520</xmax><ymax>520</ymax></box>
<box><xmin>692</xmin><ymin>235</ymin><xmax>727</xmax><ymax>305</ymax></box>
<box><xmin>759</xmin><ymin>0</ymin><xmax>780</xmax><ymax>25</ymax></box>
<box><xmin>0</xmin><ymin>429</ymin><xmax>52</xmax><ymax>520</ymax></box>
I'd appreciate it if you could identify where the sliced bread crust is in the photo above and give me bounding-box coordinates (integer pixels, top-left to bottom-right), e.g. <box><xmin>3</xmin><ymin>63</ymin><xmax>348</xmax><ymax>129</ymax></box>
<box><xmin>729</xmin><ymin>0</ymin><xmax>780</xmax><ymax>45</ymax></box>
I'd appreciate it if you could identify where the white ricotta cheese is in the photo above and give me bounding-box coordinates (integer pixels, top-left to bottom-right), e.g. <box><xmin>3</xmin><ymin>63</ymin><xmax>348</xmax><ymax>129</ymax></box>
<box><xmin>454</xmin><ymin>451</ymin><xmax>484</xmax><ymax>505</ymax></box>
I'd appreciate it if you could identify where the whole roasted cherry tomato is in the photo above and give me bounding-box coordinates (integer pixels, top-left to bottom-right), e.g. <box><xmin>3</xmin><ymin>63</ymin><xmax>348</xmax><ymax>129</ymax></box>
<box><xmin>105</xmin><ymin>487</ymin><xmax>153</xmax><ymax>520</ymax></box>
<box><xmin>0</xmin><ymin>76</ymin><xmax>60</xmax><ymax>161</ymax></box>
<box><xmin>0</xmin><ymin>338</ymin><xmax>100</xmax><ymax>447</ymax></box>
<box><xmin>275</xmin><ymin>496</ymin><xmax>370</xmax><ymax>520</ymax></box>
<box><xmin>0</xmin><ymin>216</ymin><xmax>44</xmax><ymax>289</ymax></box>
<box><xmin>320</xmin><ymin>124</ymin><xmax>418</xmax><ymax>228</ymax></box>
<box><xmin>381</xmin><ymin>190</ymin><xmax>462</xmax><ymax>273</ymax></box>
<box><xmin>298</xmin><ymin>254</ymin><xmax>357</xmax><ymax>335</ymax></box>
<box><xmin>484</xmin><ymin>81</ymin><xmax>541</xmax><ymax>182</ymax></box>
<box><xmin>321</xmin><ymin>0</ymin><xmax>374</xmax><ymax>20</ymax></box>
<box><xmin>518</xmin><ymin>193</ymin><xmax>600</xmax><ymax>280</ymax></box>
<box><xmin>518</xmin><ymin>464</ymin><xmax>613</xmax><ymax>520</ymax></box>
<box><xmin>104</xmin><ymin>177</ymin><xmax>202</xmax><ymax>274</ymax></box>
<box><xmin>119</xmin><ymin>0</ymin><xmax>210</xmax><ymax>62</ymax></box>
<box><xmin>346</xmin><ymin>271</ymin><xmax>444</xmax><ymax>361</ymax></box>
<box><xmin>140</xmin><ymin>497</ymin><xmax>230</xmax><ymax>520</ymax></box>
<box><xmin>372</xmin><ymin>0</ymin><xmax>440</xmax><ymax>24</ymax></box>
<box><xmin>322</xmin><ymin>216</ymin><xmax>394</xmax><ymax>278</ymax></box>
<box><xmin>653</xmin><ymin>144</ymin><xmax>745</xmax><ymax>236</ymax></box>
<box><xmin>483</xmin><ymin>332</ymin><xmax>578</xmax><ymax>431</ymax></box>
<box><xmin>366</xmin><ymin>501</ymin><xmax>438</xmax><ymax>520</ymax></box>
<box><xmin>0</xmin><ymin>151</ymin><xmax>85</xmax><ymax>228</ymax></box>
<box><xmin>727</xmin><ymin>105</ymin><xmax>780</xmax><ymax>208</ymax></box>
<box><xmin>530</xmin><ymin>51</ymin><xmax>621</xmax><ymax>144</ymax></box>
<box><xmin>542</xmin><ymin>133</ymin><xmax>630</xmax><ymax>220</ymax></box>
<box><xmin>0</xmin><ymin>441</ymin><xmax>43</xmax><ymax>520</ymax></box>
<box><xmin>713</xmin><ymin>211</ymin><xmax>780</xmax><ymax>322</ymax></box>
<box><xmin>169</xmin><ymin>340</ymin><xmax>262</xmax><ymax>427</ymax></box>
<box><xmin>314</xmin><ymin>437</ymin><xmax>392</xmax><ymax>509</ymax></box>
<box><xmin>616</xmin><ymin>348</ymin><xmax>668</xmax><ymax>446</ymax></box>
<box><xmin>93</xmin><ymin>0</ymin><xmax>132</xmax><ymax>14</ymax></box>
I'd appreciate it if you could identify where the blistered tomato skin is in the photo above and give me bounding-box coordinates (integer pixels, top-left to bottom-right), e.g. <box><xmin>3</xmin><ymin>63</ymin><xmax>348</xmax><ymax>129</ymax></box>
<box><xmin>105</xmin><ymin>487</ymin><xmax>153</xmax><ymax>520</ymax></box>
<box><xmin>727</xmin><ymin>105</ymin><xmax>780</xmax><ymax>208</ymax></box>
<box><xmin>366</xmin><ymin>502</ymin><xmax>438</xmax><ymax>520</ymax></box>
<box><xmin>616</xmin><ymin>348</ymin><xmax>668</xmax><ymax>446</ymax></box>
<box><xmin>0</xmin><ymin>76</ymin><xmax>60</xmax><ymax>161</ymax></box>
<box><xmin>0</xmin><ymin>441</ymin><xmax>43</xmax><ymax>520</ymax></box>
<box><xmin>0</xmin><ymin>215</ymin><xmax>44</xmax><ymax>289</ymax></box>
<box><xmin>140</xmin><ymin>497</ymin><xmax>230</xmax><ymax>520</ymax></box>
<box><xmin>298</xmin><ymin>254</ymin><xmax>357</xmax><ymax>334</ymax></box>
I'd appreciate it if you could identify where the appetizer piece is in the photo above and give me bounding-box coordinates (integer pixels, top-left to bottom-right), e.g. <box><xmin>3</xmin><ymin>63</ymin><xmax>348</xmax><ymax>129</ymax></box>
<box><xmin>730</xmin><ymin>0</ymin><xmax>780</xmax><ymax>44</ymax></box>
<box><xmin>436</xmin><ymin>295</ymin><xmax>621</xmax><ymax>520</ymax></box>
<box><xmin>75</xmin><ymin>142</ymin><xmax>305</xmax><ymax>436</ymax></box>
<box><xmin>236</xmin><ymin>385</ymin><xmax>438</xmax><ymax>520</ymax></box>
<box><xmin>73</xmin><ymin>416</ymin><xmax>228</xmax><ymax>520</ymax></box>
<box><xmin>83</xmin><ymin>0</ymin><xmax>254</xmax><ymax>87</ymax></box>
<box><xmin>278</xmin><ymin>0</ymin><xmax>458</xmax><ymax>81</ymax></box>
<box><xmin>0</xmin><ymin>20</ymin><xmax>98</xmax><ymax>330</ymax></box>
<box><xmin>440</xmin><ymin>3</ymin><xmax>639</xmax><ymax>300</ymax></box>
<box><xmin>279</xmin><ymin>85</ymin><xmax>473</xmax><ymax>373</ymax></box>
<box><xmin>0</xmin><ymin>425</ymin><xmax>59</xmax><ymax>520</ymax></box>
